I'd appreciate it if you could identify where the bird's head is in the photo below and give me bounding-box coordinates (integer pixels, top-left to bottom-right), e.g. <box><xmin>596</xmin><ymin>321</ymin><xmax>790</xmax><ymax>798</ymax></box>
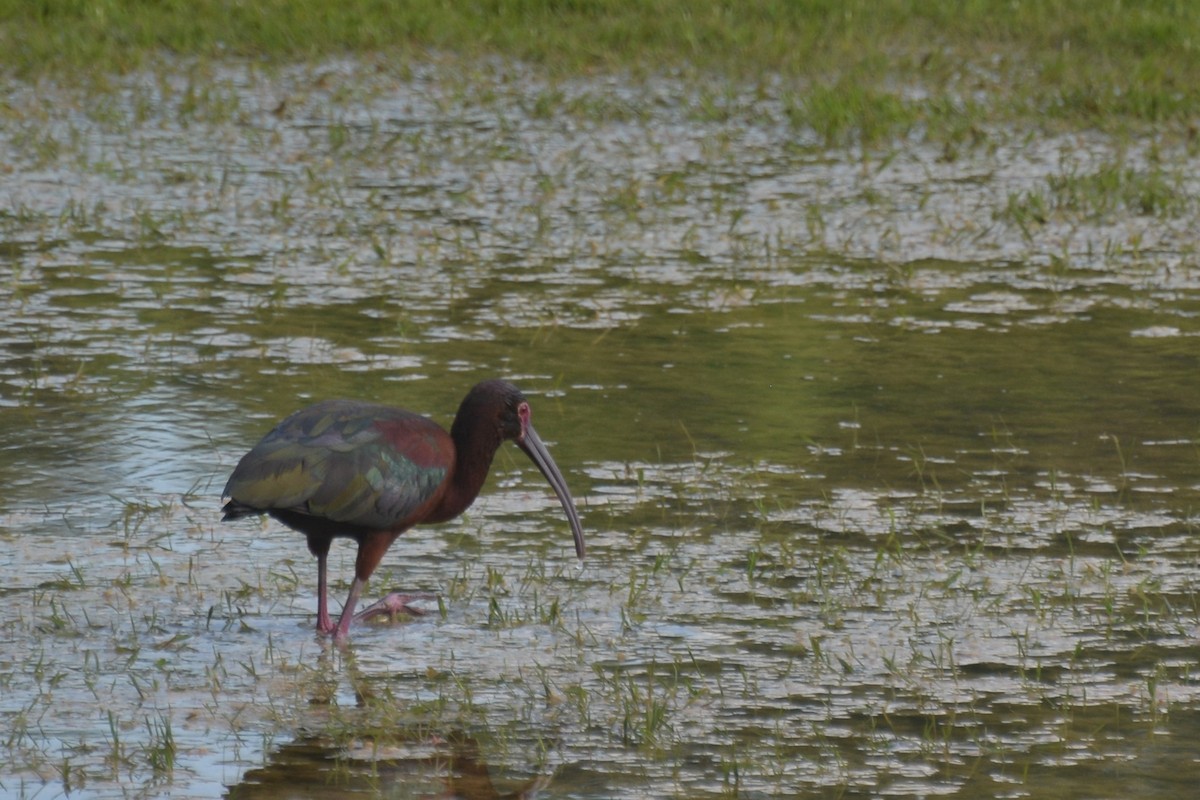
<box><xmin>456</xmin><ymin>379</ymin><xmax>529</xmax><ymax>443</ymax></box>
<box><xmin>458</xmin><ymin>380</ymin><xmax>586</xmax><ymax>559</ymax></box>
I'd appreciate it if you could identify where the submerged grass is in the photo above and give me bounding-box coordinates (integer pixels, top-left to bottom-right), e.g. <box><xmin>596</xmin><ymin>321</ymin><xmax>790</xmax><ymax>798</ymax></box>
<box><xmin>3</xmin><ymin>1</ymin><xmax>1200</xmax><ymax>133</ymax></box>
<box><xmin>996</xmin><ymin>156</ymin><xmax>1193</xmax><ymax>238</ymax></box>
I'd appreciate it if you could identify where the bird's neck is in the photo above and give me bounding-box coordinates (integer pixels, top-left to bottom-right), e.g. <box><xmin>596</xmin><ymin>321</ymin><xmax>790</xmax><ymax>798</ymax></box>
<box><xmin>428</xmin><ymin>417</ymin><xmax>503</xmax><ymax>523</ymax></box>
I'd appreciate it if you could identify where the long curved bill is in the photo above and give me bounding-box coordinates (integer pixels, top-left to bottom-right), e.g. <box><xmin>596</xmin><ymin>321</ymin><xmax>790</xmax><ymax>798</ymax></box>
<box><xmin>518</xmin><ymin>424</ymin><xmax>586</xmax><ymax>559</ymax></box>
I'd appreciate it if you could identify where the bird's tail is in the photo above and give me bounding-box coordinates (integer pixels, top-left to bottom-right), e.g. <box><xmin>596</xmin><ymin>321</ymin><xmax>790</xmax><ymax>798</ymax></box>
<box><xmin>221</xmin><ymin>499</ymin><xmax>264</xmax><ymax>522</ymax></box>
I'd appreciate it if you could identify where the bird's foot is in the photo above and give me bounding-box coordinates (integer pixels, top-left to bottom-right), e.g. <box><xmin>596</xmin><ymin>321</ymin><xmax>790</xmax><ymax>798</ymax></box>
<box><xmin>353</xmin><ymin>591</ymin><xmax>437</xmax><ymax>623</ymax></box>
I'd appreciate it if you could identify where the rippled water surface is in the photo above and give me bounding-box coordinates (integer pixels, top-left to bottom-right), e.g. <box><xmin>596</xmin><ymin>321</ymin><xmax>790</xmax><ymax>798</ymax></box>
<box><xmin>1</xmin><ymin>59</ymin><xmax>1199</xmax><ymax>799</ymax></box>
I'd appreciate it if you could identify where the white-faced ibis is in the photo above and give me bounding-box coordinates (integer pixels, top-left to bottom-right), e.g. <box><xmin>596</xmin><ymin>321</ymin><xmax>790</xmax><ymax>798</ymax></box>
<box><xmin>221</xmin><ymin>380</ymin><xmax>585</xmax><ymax>641</ymax></box>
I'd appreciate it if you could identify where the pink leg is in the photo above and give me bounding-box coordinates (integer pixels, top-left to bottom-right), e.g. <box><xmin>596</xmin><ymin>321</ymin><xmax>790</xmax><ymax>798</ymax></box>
<box><xmin>332</xmin><ymin>577</ymin><xmax>366</xmax><ymax>642</ymax></box>
<box><xmin>331</xmin><ymin>579</ymin><xmax>437</xmax><ymax>642</ymax></box>
<box><xmin>315</xmin><ymin>552</ymin><xmax>335</xmax><ymax>635</ymax></box>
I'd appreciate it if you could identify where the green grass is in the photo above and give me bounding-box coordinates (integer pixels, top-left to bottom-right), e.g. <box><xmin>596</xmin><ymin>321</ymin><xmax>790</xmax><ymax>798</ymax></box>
<box><xmin>3</xmin><ymin>1</ymin><xmax>1200</xmax><ymax>131</ymax></box>
<box><xmin>996</xmin><ymin>156</ymin><xmax>1192</xmax><ymax>238</ymax></box>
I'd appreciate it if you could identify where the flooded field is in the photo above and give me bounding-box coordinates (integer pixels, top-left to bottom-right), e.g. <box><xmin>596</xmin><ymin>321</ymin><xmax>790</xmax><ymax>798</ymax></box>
<box><xmin>1</xmin><ymin>58</ymin><xmax>1199</xmax><ymax>798</ymax></box>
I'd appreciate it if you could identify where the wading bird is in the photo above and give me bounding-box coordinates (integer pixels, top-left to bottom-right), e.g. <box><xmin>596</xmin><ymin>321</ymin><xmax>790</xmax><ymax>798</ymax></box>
<box><xmin>221</xmin><ymin>380</ymin><xmax>585</xmax><ymax>641</ymax></box>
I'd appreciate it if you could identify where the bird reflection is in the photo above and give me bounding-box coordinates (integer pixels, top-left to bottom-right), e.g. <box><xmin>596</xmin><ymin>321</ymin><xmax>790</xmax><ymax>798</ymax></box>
<box><xmin>227</xmin><ymin>729</ymin><xmax>551</xmax><ymax>800</ymax></box>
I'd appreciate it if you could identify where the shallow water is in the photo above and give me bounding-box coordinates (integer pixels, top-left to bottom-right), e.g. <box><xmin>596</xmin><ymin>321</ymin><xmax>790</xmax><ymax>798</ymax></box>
<box><xmin>1</xmin><ymin>58</ymin><xmax>1198</xmax><ymax>799</ymax></box>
